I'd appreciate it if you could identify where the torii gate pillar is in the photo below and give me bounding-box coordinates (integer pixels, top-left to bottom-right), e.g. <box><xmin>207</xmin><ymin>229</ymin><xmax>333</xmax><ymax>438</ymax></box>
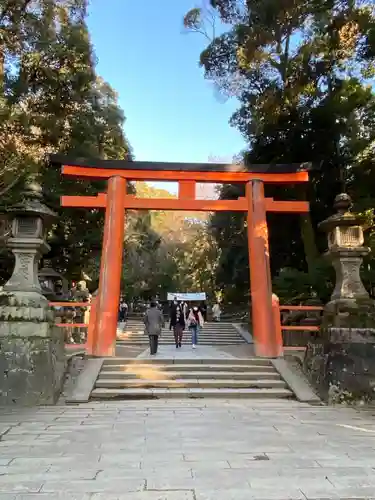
<box><xmin>93</xmin><ymin>176</ymin><xmax>126</xmax><ymax>356</ymax></box>
<box><xmin>247</xmin><ymin>180</ymin><xmax>283</xmax><ymax>357</ymax></box>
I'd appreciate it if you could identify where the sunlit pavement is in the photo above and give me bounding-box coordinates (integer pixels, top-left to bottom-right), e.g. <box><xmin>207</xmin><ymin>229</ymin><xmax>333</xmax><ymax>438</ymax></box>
<box><xmin>1</xmin><ymin>399</ymin><xmax>375</xmax><ymax>498</ymax></box>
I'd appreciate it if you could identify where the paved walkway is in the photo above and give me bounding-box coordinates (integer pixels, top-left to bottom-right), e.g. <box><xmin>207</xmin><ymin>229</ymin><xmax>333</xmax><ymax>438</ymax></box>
<box><xmin>1</xmin><ymin>399</ymin><xmax>375</xmax><ymax>498</ymax></box>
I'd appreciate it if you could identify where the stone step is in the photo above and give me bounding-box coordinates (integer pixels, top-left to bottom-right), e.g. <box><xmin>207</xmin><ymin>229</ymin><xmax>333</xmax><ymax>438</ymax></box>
<box><xmin>124</xmin><ymin>330</ymin><xmax>240</xmax><ymax>334</ymax></box>
<box><xmin>117</xmin><ymin>341</ymin><xmax>245</xmax><ymax>345</ymax></box>
<box><xmin>102</xmin><ymin>357</ymin><xmax>272</xmax><ymax>366</ymax></box>
<box><xmin>98</xmin><ymin>370</ymin><xmax>281</xmax><ymax>380</ymax></box>
<box><xmin>92</xmin><ymin>356</ymin><xmax>291</xmax><ymax>401</ymax></box>
<box><xmin>118</xmin><ymin>330</ymin><xmax>243</xmax><ymax>334</ymax></box>
<box><xmin>121</xmin><ymin>325</ymin><xmax>242</xmax><ymax>333</ymax></box>
<box><xmin>101</xmin><ymin>364</ymin><xmax>274</xmax><ymax>373</ymax></box>
<box><xmin>91</xmin><ymin>387</ymin><xmax>293</xmax><ymax>399</ymax></box>
<box><xmin>117</xmin><ymin>332</ymin><xmax>243</xmax><ymax>340</ymax></box>
<box><xmin>123</xmin><ymin>320</ymin><xmax>234</xmax><ymax>330</ymax></box>
<box><xmin>119</xmin><ymin>334</ymin><xmax>242</xmax><ymax>337</ymax></box>
<box><xmin>118</xmin><ymin>333</ymin><xmax>243</xmax><ymax>337</ymax></box>
<box><xmin>122</xmin><ymin>332</ymin><xmax>241</xmax><ymax>337</ymax></box>
<box><xmin>124</xmin><ymin>324</ymin><xmax>238</xmax><ymax>328</ymax></box>
<box><xmin>95</xmin><ymin>378</ymin><xmax>287</xmax><ymax>389</ymax></box>
<box><xmin>117</xmin><ymin>331</ymin><xmax>243</xmax><ymax>339</ymax></box>
<box><xmin>119</xmin><ymin>331</ymin><xmax>242</xmax><ymax>336</ymax></box>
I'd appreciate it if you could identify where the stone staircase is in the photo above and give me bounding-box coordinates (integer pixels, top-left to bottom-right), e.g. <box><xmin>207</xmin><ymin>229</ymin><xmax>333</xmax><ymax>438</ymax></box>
<box><xmin>117</xmin><ymin>320</ymin><xmax>246</xmax><ymax>346</ymax></box>
<box><xmin>90</xmin><ymin>357</ymin><xmax>293</xmax><ymax>400</ymax></box>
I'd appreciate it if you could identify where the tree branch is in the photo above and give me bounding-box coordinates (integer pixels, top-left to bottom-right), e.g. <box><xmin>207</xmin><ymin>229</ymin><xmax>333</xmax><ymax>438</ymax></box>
<box><xmin>0</xmin><ymin>173</ymin><xmax>21</xmax><ymax>198</ymax></box>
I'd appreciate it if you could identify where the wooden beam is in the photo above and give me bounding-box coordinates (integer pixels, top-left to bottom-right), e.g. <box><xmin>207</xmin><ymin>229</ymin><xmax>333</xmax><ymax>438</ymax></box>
<box><xmin>61</xmin><ymin>165</ymin><xmax>309</xmax><ymax>184</ymax></box>
<box><xmin>61</xmin><ymin>195</ymin><xmax>248</xmax><ymax>211</ymax></box>
<box><xmin>265</xmin><ymin>199</ymin><xmax>309</xmax><ymax>212</ymax></box>
<box><xmin>178</xmin><ymin>180</ymin><xmax>196</xmax><ymax>199</ymax></box>
<box><xmin>247</xmin><ymin>180</ymin><xmax>283</xmax><ymax>357</ymax></box>
<box><xmin>61</xmin><ymin>194</ymin><xmax>310</xmax><ymax>213</ymax></box>
<box><xmin>94</xmin><ymin>176</ymin><xmax>126</xmax><ymax>357</ymax></box>
<box><xmin>51</xmin><ymin>154</ymin><xmax>313</xmax><ymax>174</ymax></box>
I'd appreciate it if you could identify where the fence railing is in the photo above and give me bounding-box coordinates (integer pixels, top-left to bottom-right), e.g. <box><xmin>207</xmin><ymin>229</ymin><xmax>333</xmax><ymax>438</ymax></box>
<box><xmin>49</xmin><ymin>301</ymin><xmax>92</xmax><ymax>350</ymax></box>
<box><xmin>50</xmin><ymin>299</ymin><xmax>323</xmax><ymax>355</ymax></box>
<box><xmin>277</xmin><ymin>304</ymin><xmax>323</xmax><ymax>349</ymax></box>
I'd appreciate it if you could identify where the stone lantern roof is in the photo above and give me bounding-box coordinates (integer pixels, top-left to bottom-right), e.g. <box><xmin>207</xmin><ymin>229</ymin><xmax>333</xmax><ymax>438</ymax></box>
<box><xmin>5</xmin><ymin>178</ymin><xmax>56</xmax><ymax>224</ymax></box>
<box><xmin>39</xmin><ymin>260</ymin><xmax>64</xmax><ymax>280</ymax></box>
<box><xmin>318</xmin><ymin>193</ymin><xmax>365</xmax><ymax>233</ymax></box>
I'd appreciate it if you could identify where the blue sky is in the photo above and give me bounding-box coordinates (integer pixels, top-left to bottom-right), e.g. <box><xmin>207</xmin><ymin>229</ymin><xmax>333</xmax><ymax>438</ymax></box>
<box><xmin>86</xmin><ymin>0</ymin><xmax>246</xmax><ymax>192</ymax></box>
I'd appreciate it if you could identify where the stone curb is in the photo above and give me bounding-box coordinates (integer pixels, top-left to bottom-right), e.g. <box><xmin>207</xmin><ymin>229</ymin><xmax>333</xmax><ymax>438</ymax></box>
<box><xmin>232</xmin><ymin>323</ymin><xmax>253</xmax><ymax>344</ymax></box>
<box><xmin>271</xmin><ymin>358</ymin><xmax>321</xmax><ymax>405</ymax></box>
<box><xmin>66</xmin><ymin>358</ymin><xmax>104</xmax><ymax>403</ymax></box>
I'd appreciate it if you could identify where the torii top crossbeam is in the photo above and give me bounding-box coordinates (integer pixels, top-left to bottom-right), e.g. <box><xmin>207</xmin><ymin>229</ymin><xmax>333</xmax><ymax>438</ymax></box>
<box><xmin>50</xmin><ymin>155</ymin><xmax>312</xmax><ymax>212</ymax></box>
<box><xmin>50</xmin><ymin>155</ymin><xmax>311</xmax><ymax>183</ymax></box>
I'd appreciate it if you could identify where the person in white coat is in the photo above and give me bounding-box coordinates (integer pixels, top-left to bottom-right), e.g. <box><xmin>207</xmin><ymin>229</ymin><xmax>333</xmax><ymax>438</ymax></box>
<box><xmin>212</xmin><ymin>302</ymin><xmax>221</xmax><ymax>322</ymax></box>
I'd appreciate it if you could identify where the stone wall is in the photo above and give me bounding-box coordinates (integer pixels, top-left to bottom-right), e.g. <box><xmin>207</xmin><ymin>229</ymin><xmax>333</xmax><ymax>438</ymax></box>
<box><xmin>0</xmin><ymin>324</ymin><xmax>66</xmax><ymax>405</ymax></box>
<box><xmin>304</xmin><ymin>327</ymin><xmax>375</xmax><ymax>403</ymax></box>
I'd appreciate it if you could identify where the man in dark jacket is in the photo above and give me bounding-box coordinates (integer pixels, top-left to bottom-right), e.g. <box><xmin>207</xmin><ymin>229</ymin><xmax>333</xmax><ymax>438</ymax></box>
<box><xmin>144</xmin><ymin>301</ymin><xmax>165</xmax><ymax>355</ymax></box>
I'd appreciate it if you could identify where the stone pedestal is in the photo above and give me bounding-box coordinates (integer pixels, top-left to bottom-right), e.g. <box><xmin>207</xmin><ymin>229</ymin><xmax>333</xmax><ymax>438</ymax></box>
<box><xmin>0</xmin><ymin>299</ymin><xmax>66</xmax><ymax>405</ymax></box>
<box><xmin>303</xmin><ymin>193</ymin><xmax>375</xmax><ymax>403</ymax></box>
<box><xmin>0</xmin><ymin>180</ymin><xmax>66</xmax><ymax>406</ymax></box>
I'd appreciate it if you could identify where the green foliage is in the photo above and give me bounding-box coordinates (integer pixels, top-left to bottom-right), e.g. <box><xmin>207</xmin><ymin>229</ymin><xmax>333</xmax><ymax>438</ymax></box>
<box><xmin>185</xmin><ymin>0</ymin><xmax>375</xmax><ymax>304</ymax></box>
<box><xmin>273</xmin><ymin>259</ymin><xmax>334</xmax><ymax>304</ymax></box>
<box><xmin>121</xmin><ymin>183</ymin><xmax>219</xmax><ymax>300</ymax></box>
<box><xmin>0</xmin><ymin>0</ymin><xmax>132</xmax><ymax>284</ymax></box>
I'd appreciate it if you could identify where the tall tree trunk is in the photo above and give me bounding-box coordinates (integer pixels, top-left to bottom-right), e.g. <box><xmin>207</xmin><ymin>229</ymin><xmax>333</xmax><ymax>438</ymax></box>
<box><xmin>0</xmin><ymin>46</ymin><xmax>4</xmax><ymax>96</ymax></box>
<box><xmin>299</xmin><ymin>185</ymin><xmax>319</xmax><ymax>273</ymax></box>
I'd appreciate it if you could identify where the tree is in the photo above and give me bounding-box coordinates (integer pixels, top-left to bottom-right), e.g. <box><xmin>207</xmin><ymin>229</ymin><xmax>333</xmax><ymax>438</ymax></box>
<box><xmin>119</xmin><ymin>182</ymin><xmax>219</xmax><ymax>300</ymax></box>
<box><xmin>0</xmin><ymin>0</ymin><xmax>133</xmax><ymax>284</ymax></box>
<box><xmin>184</xmin><ymin>0</ymin><xmax>375</xmax><ymax>302</ymax></box>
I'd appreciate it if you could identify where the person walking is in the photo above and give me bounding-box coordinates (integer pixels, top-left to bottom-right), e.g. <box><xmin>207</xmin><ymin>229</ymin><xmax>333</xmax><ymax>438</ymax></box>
<box><xmin>144</xmin><ymin>301</ymin><xmax>165</xmax><ymax>355</ymax></box>
<box><xmin>212</xmin><ymin>302</ymin><xmax>222</xmax><ymax>322</ymax></box>
<box><xmin>187</xmin><ymin>306</ymin><xmax>204</xmax><ymax>349</ymax></box>
<box><xmin>199</xmin><ymin>302</ymin><xmax>207</xmax><ymax>322</ymax></box>
<box><xmin>119</xmin><ymin>297</ymin><xmax>128</xmax><ymax>322</ymax></box>
<box><xmin>170</xmin><ymin>301</ymin><xmax>185</xmax><ymax>348</ymax></box>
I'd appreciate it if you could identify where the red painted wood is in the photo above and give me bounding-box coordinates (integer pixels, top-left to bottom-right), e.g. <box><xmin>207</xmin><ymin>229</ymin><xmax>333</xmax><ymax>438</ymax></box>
<box><xmin>247</xmin><ymin>180</ymin><xmax>282</xmax><ymax>358</ymax></box>
<box><xmin>178</xmin><ymin>181</ymin><xmax>196</xmax><ymax>199</ymax></box>
<box><xmin>94</xmin><ymin>176</ymin><xmax>126</xmax><ymax>357</ymax></box>
<box><xmin>61</xmin><ymin>195</ymin><xmax>309</xmax><ymax>213</ymax></box>
<box><xmin>62</xmin><ymin>165</ymin><xmax>309</xmax><ymax>184</ymax></box>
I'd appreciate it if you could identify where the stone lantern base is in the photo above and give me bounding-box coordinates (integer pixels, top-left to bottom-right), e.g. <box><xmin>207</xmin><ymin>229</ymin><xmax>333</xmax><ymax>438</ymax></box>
<box><xmin>304</xmin><ymin>298</ymin><xmax>375</xmax><ymax>403</ymax></box>
<box><xmin>0</xmin><ymin>291</ymin><xmax>66</xmax><ymax>406</ymax></box>
<box><xmin>303</xmin><ymin>193</ymin><xmax>375</xmax><ymax>403</ymax></box>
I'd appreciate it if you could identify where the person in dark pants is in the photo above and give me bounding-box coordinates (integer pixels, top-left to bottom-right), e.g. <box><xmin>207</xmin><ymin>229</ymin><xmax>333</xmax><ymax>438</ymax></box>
<box><xmin>169</xmin><ymin>300</ymin><xmax>186</xmax><ymax>348</ymax></box>
<box><xmin>144</xmin><ymin>301</ymin><xmax>165</xmax><ymax>355</ymax></box>
<box><xmin>199</xmin><ymin>302</ymin><xmax>207</xmax><ymax>322</ymax></box>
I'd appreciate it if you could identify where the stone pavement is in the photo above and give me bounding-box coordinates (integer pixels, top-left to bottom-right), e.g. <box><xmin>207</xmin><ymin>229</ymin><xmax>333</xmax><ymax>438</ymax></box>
<box><xmin>1</xmin><ymin>400</ymin><xmax>375</xmax><ymax>498</ymax></box>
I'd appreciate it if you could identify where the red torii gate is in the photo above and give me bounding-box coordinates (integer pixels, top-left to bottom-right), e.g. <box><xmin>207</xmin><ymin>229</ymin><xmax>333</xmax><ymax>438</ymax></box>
<box><xmin>51</xmin><ymin>156</ymin><xmax>311</xmax><ymax>358</ymax></box>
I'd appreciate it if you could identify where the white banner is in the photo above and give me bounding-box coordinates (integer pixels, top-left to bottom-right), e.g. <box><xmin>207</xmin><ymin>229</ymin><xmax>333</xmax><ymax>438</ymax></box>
<box><xmin>167</xmin><ymin>292</ymin><xmax>206</xmax><ymax>302</ymax></box>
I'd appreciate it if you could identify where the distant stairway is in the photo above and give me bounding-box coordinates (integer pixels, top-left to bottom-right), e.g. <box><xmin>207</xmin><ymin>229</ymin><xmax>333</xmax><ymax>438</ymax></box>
<box><xmin>117</xmin><ymin>320</ymin><xmax>245</xmax><ymax>346</ymax></box>
<box><xmin>91</xmin><ymin>357</ymin><xmax>293</xmax><ymax>400</ymax></box>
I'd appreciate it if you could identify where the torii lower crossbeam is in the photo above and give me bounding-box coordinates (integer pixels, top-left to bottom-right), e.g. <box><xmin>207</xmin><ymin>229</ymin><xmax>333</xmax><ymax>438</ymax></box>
<box><xmin>61</xmin><ymin>194</ymin><xmax>309</xmax><ymax>213</ymax></box>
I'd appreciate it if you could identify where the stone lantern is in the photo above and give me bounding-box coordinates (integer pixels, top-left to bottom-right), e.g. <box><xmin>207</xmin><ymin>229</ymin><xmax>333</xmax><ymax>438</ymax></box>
<box><xmin>0</xmin><ymin>179</ymin><xmax>66</xmax><ymax>406</ymax></box>
<box><xmin>318</xmin><ymin>193</ymin><xmax>374</xmax><ymax>329</ymax></box>
<box><xmin>304</xmin><ymin>193</ymin><xmax>375</xmax><ymax>403</ymax></box>
<box><xmin>319</xmin><ymin>193</ymin><xmax>370</xmax><ymax>306</ymax></box>
<box><xmin>2</xmin><ymin>180</ymin><xmax>56</xmax><ymax>296</ymax></box>
<box><xmin>38</xmin><ymin>259</ymin><xmax>68</xmax><ymax>300</ymax></box>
